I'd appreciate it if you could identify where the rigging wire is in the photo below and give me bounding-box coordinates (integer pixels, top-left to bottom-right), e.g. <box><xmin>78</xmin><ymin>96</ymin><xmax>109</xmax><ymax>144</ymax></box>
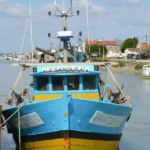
<box><xmin>20</xmin><ymin>18</ymin><xmax>29</xmax><ymax>56</ymax></box>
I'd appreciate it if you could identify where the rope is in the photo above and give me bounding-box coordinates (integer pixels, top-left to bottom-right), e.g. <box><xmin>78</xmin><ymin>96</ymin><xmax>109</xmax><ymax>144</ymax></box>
<box><xmin>0</xmin><ymin>102</ymin><xmax>25</xmax><ymax>127</ymax></box>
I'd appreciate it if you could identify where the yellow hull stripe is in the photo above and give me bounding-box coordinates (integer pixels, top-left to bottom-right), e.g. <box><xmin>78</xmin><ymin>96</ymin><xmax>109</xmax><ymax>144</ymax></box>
<box><xmin>33</xmin><ymin>93</ymin><xmax>99</xmax><ymax>101</ymax></box>
<box><xmin>71</xmin><ymin>93</ymin><xmax>99</xmax><ymax>100</ymax></box>
<box><xmin>34</xmin><ymin>94</ymin><xmax>62</xmax><ymax>101</ymax></box>
<box><xmin>21</xmin><ymin>138</ymin><xmax>119</xmax><ymax>150</ymax></box>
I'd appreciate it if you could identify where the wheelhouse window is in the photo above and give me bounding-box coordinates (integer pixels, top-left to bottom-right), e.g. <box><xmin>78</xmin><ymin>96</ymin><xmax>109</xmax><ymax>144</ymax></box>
<box><xmin>83</xmin><ymin>76</ymin><xmax>95</xmax><ymax>90</ymax></box>
<box><xmin>67</xmin><ymin>76</ymin><xmax>79</xmax><ymax>91</ymax></box>
<box><xmin>52</xmin><ymin>77</ymin><xmax>64</xmax><ymax>91</ymax></box>
<box><xmin>36</xmin><ymin>77</ymin><xmax>49</xmax><ymax>91</ymax></box>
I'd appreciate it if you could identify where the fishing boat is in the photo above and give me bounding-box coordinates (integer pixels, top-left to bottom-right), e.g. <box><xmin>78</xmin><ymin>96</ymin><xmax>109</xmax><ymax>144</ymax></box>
<box><xmin>1</xmin><ymin>1</ymin><xmax>132</xmax><ymax>150</ymax></box>
<box><xmin>140</xmin><ymin>64</ymin><xmax>150</xmax><ymax>78</ymax></box>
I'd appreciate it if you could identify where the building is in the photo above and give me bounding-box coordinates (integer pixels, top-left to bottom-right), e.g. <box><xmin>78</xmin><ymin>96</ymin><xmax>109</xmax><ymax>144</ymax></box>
<box><xmin>125</xmin><ymin>43</ymin><xmax>150</xmax><ymax>55</ymax></box>
<box><xmin>124</xmin><ymin>48</ymin><xmax>140</xmax><ymax>56</ymax></box>
<box><xmin>137</xmin><ymin>43</ymin><xmax>150</xmax><ymax>52</ymax></box>
<box><xmin>82</xmin><ymin>39</ymin><xmax>120</xmax><ymax>57</ymax></box>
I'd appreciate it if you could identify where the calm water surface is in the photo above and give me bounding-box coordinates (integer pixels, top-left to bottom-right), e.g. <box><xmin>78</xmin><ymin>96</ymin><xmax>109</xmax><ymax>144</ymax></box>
<box><xmin>0</xmin><ymin>59</ymin><xmax>150</xmax><ymax>150</ymax></box>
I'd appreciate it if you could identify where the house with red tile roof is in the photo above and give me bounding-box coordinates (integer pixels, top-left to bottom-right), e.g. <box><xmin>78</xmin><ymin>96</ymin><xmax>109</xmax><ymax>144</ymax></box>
<box><xmin>137</xmin><ymin>43</ymin><xmax>150</xmax><ymax>51</ymax></box>
<box><xmin>125</xmin><ymin>43</ymin><xmax>150</xmax><ymax>55</ymax></box>
<box><xmin>124</xmin><ymin>48</ymin><xmax>140</xmax><ymax>55</ymax></box>
<box><xmin>83</xmin><ymin>40</ymin><xmax>120</xmax><ymax>57</ymax></box>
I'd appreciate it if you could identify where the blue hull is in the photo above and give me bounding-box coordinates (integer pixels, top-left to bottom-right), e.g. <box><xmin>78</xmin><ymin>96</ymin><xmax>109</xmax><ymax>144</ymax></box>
<box><xmin>2</xmin><ymin>98</ymin><xmax>132</xmax><ymax>149</ymax></box>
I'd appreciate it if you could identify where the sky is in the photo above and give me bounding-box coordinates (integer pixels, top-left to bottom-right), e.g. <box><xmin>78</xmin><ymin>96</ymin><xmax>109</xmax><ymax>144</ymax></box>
<box><xmin>0</xmin><ymin>0</ymin><xmax>150</xmax><ymax>53</ymax></box>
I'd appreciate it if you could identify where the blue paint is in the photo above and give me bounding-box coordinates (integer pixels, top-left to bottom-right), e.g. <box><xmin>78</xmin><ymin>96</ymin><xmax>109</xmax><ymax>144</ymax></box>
<box><xmin>2</xmin><ymin>64</ymin><xmax>132</xmax><ymax>142</ymax></box>
<box><xmin>3</xmin><ymin>98</ymin><xmax>132</xmax><ymax>137</ymax></box>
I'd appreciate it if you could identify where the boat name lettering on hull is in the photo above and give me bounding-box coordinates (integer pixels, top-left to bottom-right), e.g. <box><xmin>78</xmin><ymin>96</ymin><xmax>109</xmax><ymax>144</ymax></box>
<box><xmin>89</xmin><ymin>111</ymin><xmax>126</xmax><ymax>127</ymax></box>
<box><xmin>10</xmin><ymin>112</ymin><xmax>44</xmax><ymax>129</ymax></box>
<box><xmin>42</xmin><ymin>66</ymin><xmax>89</xmax><ymax>73</ymax></box>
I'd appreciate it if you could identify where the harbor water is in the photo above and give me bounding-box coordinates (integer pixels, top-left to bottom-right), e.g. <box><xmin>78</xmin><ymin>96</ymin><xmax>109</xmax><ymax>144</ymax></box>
<box><xmin>0</xmin><ymin>59</ymin><xmax>150</xmax><ymax>150</ymax></box>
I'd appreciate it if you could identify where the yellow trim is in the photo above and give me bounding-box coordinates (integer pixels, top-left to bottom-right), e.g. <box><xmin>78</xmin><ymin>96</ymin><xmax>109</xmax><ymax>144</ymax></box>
<box><xmin>71</xmin><ymin>93</ymin><xmax>99</xmax><ymax>100</ymax></box>
<box><xmin>34</xmin><ymin>94</ymin><xmax>62</xmax><ymax>101</ymax></box>
<box><xmin>21</xmin><ymin>138</ymin><xmax>119</xmax><ymax>150</ymax></box>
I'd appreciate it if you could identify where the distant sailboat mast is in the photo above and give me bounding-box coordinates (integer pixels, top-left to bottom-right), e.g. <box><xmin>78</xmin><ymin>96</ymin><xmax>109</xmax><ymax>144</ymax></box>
<box><xmin>29</xmin><ymin>0</ymin><xmax>34</xmax><ymax>62</ymax></box>
<box><xmin>86</xmin><ymin>0</ymin><xmax>90</xmax><ymax>52</ymax></box>
<box><xmin>20</xmin><ymin>18</ymin><xmax>29</xmax><ymax>56</ymax></box>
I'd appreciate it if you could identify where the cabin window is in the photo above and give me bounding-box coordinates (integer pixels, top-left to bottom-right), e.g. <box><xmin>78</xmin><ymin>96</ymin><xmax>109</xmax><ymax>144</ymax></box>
<box><xmin>83</xmin><ymin>76</ymin><xmax>95</xmax><ymax>90</ymax></box>
<box><xmin>67</xmin><ymin>76</ymin><xmax>79</xmax><ymax>91</ymax></box>
<box><xmin>36</xmin><ymin>77</ymin><xmax>49</xmax><ymax>91</ymax></box>
<box><xmin>52</xmin><ymin>77</ymin><xmax>64</xmax><ymax>91</ymax></box>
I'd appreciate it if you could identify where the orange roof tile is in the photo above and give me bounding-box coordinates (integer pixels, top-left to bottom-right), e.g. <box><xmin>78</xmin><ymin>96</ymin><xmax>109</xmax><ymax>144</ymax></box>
<box><xmin>137</xmin><ymin>43</ymin><xmax>150</xmax><ymax>50</ymax></box>
<box><xmin>127</xmin><ymin>48</ymin><xmax>140</xmax><ymax>52</ymax></box>
<box><xmin>98</xmin><ymin>41</ymin><xmax>118</xmax><ymax>46</ymax></box>
<box><xmin>84</xmin><ymin>40</ymin><xmax>98</xmax><ymax>45</ymax></box>
<box><xmin>84</xmin><ymin>40</ymin><xmax>118</xmax><ymax>46</ymax></box>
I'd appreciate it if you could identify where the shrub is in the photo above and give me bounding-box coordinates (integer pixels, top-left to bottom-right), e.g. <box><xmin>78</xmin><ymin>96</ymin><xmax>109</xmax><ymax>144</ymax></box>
<box><xmin>117</xmin><ymin>60</ymin><xmax>126</xmax><ymax>67</ymax></box>
<box><xmin>102</xmin><ymin>57</ymin><xmax>110</xmax><ymax>62</ymax></box>
<box><xmin>135</xmin><ymin>63</ymin><xmax>145</xmax><ymax>70</ymax></box>
<box><xmin>112</xmin><ymin>65</ymin><xmax>119</xmax><ymax>68</ymax></box>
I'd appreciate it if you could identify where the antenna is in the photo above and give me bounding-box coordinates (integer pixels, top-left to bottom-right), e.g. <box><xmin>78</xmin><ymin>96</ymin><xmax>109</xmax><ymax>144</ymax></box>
<box><xmin>71</xmin><ymin>0</ymin><xmax>73</xmax><ymax>15</ymax></box>
<box><xmin>63</xmin><ymin>0</ymin><xmax>65</xmax><ymax>11</ymax></box>
<box><xmin>54</xmin><ymin>0</ymin><xmax>56</xmax><ymax>5</ymax></box>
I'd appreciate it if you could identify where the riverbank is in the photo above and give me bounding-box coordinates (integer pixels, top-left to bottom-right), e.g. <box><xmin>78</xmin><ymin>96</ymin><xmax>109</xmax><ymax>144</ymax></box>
<box><xmin>111</xmin><ymin>62</ymin><xmax>139</xmax><ymax>73</ymax></box>
<box><xmin>99</xmin><ymin>60</ymin><xmax>143</xmax><ymax>73</ymax></box>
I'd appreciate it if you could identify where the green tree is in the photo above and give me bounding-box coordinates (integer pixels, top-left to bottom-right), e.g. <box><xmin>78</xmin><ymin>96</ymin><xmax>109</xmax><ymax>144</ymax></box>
<box><xmin>99</xmin><ymin>45</ymin><xmax>107</xmax><ymax>55</ymax></box>
<box><xmin>85</xmin><ymin>44</ymin><xmax>108</xmax><ymax>55</ymax></box>
<box><xmin>90</xmin><ymin>44</ymin><xmax>99</xmax><ymax>52</ymax></box>
<box><xmin>133</xmin><ymin>37</ymin><xmax>139</xmax><ymax>48</ymax></box>
<box><xmin>85</xmin><ymin>44</ymin><xmax>89</xmax><ymax>52</ymax></box>
<box><xmin>143</xmin><ymin>49</ymin><xmax>150</xmax><ymax>57</ymax></box>
<box><xmin>121</xmin><ymin>37</ymin><xmax>139</xmax><ymax>53</ymax></box>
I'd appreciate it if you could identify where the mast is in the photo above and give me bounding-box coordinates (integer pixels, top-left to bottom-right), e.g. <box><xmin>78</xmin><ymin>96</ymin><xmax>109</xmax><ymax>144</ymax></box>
<box><xmin>48</xmin><ymin>0</ymin><xmax>80</xmax><ymax>62</ymax></box>
<box><xmin>50</xmin><ymin>0</ymin><xmax>79</xmax><ymax>46</ymax></box>
<box><xmin>29</xmin><ymin>0</ymin><xmax>34</xmax><ymax>62</ymax></box>
<box><xmin>86</xmin><ymin>0</ymin><xmax>90</xmax><ymax>53</ymax></box>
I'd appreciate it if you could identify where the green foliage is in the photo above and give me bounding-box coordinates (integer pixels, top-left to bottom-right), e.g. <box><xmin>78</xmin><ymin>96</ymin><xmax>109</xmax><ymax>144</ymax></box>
<box><xmin>85</xmin><ymin>44</ymin><xmax>108</xmax><ymax>55</ymax></box>
<box><xmin>99</xmin><ymin>45</ymin><xmax>108</xmax><ymax>56</ymax></box>
<box><xmin>143</xmin><ymin>49</ymin><xmax>150</xmax><ymax>57</ymax></box>
<box><xmin>90</xmin><ymin>44</ymin><xmax>100</xmax><ymax>53</ymax></box>
<box><xmin>134</xmin><ymin>63</ymin><xmax>145</xmax><ymax>70</ymax></box>
<box><xmin>85</xmin><ymin>44</ymin><xmax>89</xmax><ymax>52</ymax></box>
<box><xmin>102</xmin><ymin>57</ymin><xmax>110</xmax><ymax>62</ymax></box>
<box><xmin>121</xmin><ymin>37</ymin><xmax>139</xmax><ymax>53</ymax></box>
<box><xmin>112</xmin><ymin>65</ymin><xmax>119</xmax><ymax>68</ymax></box>
<box><xmin>117</xmin><ymin>60</ymin><xmax>126</xmax><ymax>67</ymax></box>
<box><xmin>71</xmin><ymin>46</ymin><xmax>74</xmax><ymax>51</ymax></box>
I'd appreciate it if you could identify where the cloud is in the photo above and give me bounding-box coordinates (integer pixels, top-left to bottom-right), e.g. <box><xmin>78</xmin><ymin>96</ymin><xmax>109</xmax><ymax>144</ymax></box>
<box><xmin>106</xmin><ymin>0</ymin><xmax>140</xmax><ymax>5</ymax></box>
<box><xmin>0</xmin><ymin>0</ymin><xmax>150</xmax><ymax>53</ymax></box>
<box><xmin>0</xmin><ymin>0</ymin><xmax>6</xmax><ymax>3</ymax></box>
<box><xmin>91</xmin><ymin>5</ymin><xmax>106</xmax><ymax>13</ymax></box>
<box><xmin>0</xmin><ymin>3</ymin><xmax>27</xmax><ymax>18</ymax></box>
<box><xmin>77</xmin><ymin>0</ymin><xmax>93</xmax><ymax>7</ymax></box>
<box><xmin>110</xmin><ymin>22</ymin><xmax>118</xmax><ymax>26</ymax></box>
